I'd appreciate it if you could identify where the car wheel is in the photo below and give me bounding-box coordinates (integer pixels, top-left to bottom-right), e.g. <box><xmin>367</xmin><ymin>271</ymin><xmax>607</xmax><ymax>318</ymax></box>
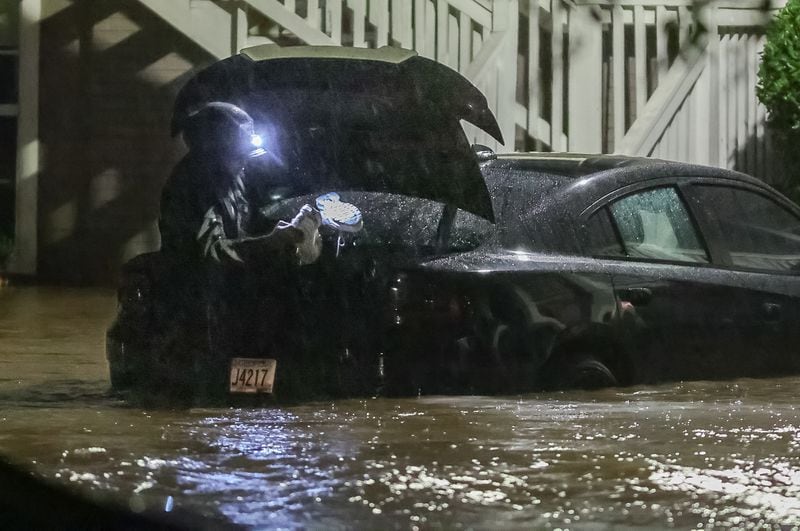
<box><xmin>548</xmin><ymin>353</ymin><xmax>618</xmax><ymax>391</ymax></box>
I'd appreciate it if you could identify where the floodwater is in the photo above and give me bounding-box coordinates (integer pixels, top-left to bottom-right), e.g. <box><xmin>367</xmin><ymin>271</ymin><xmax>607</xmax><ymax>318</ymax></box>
<box><xmin>2</xmin><ymin>287</ymin><xmax>800</xmax><ymax>529</ymax></box>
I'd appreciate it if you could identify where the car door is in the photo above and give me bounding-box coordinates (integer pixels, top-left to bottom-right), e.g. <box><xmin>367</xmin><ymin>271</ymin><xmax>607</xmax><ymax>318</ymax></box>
<box><xmin>683</xmin><ymin>181</ymin><xmax>800</xmax><ymax>376</ymax></box>
<box><xmin>583</xmin><ymin>184</ymin><xmax>753</xmax><ymax>384</ymax></box>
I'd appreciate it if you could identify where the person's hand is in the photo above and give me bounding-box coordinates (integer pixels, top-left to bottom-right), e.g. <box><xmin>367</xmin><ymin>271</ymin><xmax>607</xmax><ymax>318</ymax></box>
<box><xmin>271</xmin><ymin>221</ymin><xmax>303</xmax><ymax>246</ymax></box>
<box><xmin>290</xmin><ymin>204</ymin><xmax>322</xmax><ymax>239</ymax></box>
<box><xmin>289</xmin><ymin>205</ymin><xmax>323</xmax><ymax>264</ymax></box>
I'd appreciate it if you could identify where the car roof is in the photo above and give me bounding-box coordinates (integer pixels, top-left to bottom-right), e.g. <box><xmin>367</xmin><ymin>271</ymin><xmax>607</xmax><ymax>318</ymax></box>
<box><xmin>493</xmin><ymin>152</ymin><xmax>657</xmax><ymax>177</ymax></box>
<box><xmin>484</xmin><ymin>151</ymin><xmax>768</xmax><ymax>188</ymax></box>
<box><xmin>478</xmin><ymin>151</ymin><xmax>786</xmax><ymax>253</ymax></box>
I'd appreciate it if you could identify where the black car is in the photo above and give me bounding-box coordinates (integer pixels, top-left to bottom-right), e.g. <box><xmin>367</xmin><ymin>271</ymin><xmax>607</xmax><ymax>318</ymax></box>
<box><xmin>107</xmin><ymin>46</ymin><xmax>800</xmax><ymax>403</ymax></box>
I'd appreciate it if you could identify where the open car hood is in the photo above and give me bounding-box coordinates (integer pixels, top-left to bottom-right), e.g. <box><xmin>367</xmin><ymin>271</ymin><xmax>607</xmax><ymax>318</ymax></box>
<box><xmin>171</xmin><ymin>46</ymin><xmax>503</xmax><ymax>222</ymax></box>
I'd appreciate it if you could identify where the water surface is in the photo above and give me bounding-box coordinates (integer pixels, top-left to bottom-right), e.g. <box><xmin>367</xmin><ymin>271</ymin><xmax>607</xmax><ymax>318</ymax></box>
<box><xmin>1</xmin><ymin>286</ymin><xmax>799</xmax><ymax>529</ymax></box>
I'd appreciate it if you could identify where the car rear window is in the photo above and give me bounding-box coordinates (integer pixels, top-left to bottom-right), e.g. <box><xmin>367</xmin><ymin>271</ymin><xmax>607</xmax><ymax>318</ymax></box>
<box><xmin>480</xmin><ymin>167</ymin><xmax>574</xmax><ymax>251</ymax></box>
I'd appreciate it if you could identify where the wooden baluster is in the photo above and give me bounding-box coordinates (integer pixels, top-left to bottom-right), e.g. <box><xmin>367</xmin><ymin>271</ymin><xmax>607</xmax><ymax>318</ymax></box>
<box><xmin>755</xmin><ymin>35</ymin><xmax>767</xmax><ymax>180</ymax></box>
<box><xmin>459</xmin><ymin>9</ymin><xmax>471</xmax><ymax>72</ymax></box>
<box><xmin>285</xmin><ymin>0</ymin><xmax>296</xmax><ymax>14</ymax></box>
<box><xmin>568</xmin><ymin>4</ymin><xmax>602</xmax><ymax>153</ymax></box>
<box><xmin>415</xmin><ymin>0</ymin><xmax>427</xmax><ymax>55</ymax></box>
<box><xmin>391</xmin><ymin>0</ymin><xmax>403</xmax><ymax>47</ymax></box>
<box><xmin>436</xmin><ymin>0</ymin><xmax>448</xmax><ymax>64</ymax></box>
<box><xmin>633</xmin><ymin>5</ymin><xmax>647</xmax><ymax>120</ymax></box>
<box><xmin>729</xmin><ymin>32</ymin><xmax>738</xmax><ymax>169</ymax></box>
<box><xmin>612</xmin><ymin>4</ymin><xmax>625</xmax><ymax>150</ymax></box>
<box><xmin>473</xmin><ymin>21</ymin><xmax>483</xmax><ymax>59</ymax></box>
<box><xmin>329</xmin><ymin>0</ymin><xmax>342</xmax><ymax>44</ymax></box>
<box><xmin>707</xmin><ymin>5</ymin><xmax>723</xmax><ymax>167</ymax></box>
<box><xmin>720</xmin><ymin>35</ymin><xmax>731</xmax><ymax>168</ymax></box>
<box><xmin>398</xmin><ymin>0</ymin><xmax>413</xmax><ymax>49</ymax></box>
<box><xmin>307</xmin><ymin>0</ymin><xmax>320</xmax><ymax>29</ymax></box>
<box><xmin>376</xmin><ymin>0</ymin><xmax>389</xmax><ymax>47</ymax></box>
<box><xmin>686</xmin><ymin>78</ymin><xmax>695</xmax><ymax>162</ymax></box>
<box><xmin>352</xmin><ymin>0</ymin><xmax>367</xmax><ymax>47</ymax></box>
<box><xmin>550</xmin><ymin>0</ymin><xmax>563</xmax><ymax>151</ymax></box>
<box><xmin>735</xmin><ymin>33</ymin><xmax>747</xmax><ymax>171</ymax></box>
<box><xmin>448</xmin><ymin>9</ymin><xmax>459</xmax><ymax>69</ymax></box>
<box><xmin>233</xmin><ymin>3</ymin><xmax>248</xmax><ymax>53</ymax></box>
<box><xmin>655</xmin><ymin>6</ymin><xmax>668</xmax><ymax>84</ymax></box>
<box><xmin>678</xmin><ymin>5</ymin><xmax>691</xmax><ymax>50</ymax></box>
<box><xmin>746</xmin><ymin>34</ymin><xmax>758</xmax><ymax>175</ymax></box>
<box><xmin>527</xmin><ymin>0</ymin><xmax>540</xmax><ymax>150</ymax></box>
<box><xmin>426</xmin><ymin>0</ymin><xmax>437</xmax><ymax>58</ymax></box>
<box><xmin>677</xmin><ymin>89</ymin><xmax>687</xmax><ymax>162</ymax></box>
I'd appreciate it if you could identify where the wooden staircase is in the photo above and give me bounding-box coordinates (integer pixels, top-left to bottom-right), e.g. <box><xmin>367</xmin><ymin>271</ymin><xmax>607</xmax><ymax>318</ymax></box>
<box><xmin>135</xmin><ymin>0</ymin><xmax>784</xmax><ymax>176</ymax></box>
<box><xmin>135</xmin><ymin>0</ymin><xmax>517</xmax><ymax>148</ymax></box>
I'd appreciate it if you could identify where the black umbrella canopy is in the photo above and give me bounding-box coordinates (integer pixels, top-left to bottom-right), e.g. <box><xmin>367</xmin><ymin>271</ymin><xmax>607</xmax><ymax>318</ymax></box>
<box><xmin>171</xmin><ymin>46</ymin><xmax>504</xmax><ymax>222</ymax></box>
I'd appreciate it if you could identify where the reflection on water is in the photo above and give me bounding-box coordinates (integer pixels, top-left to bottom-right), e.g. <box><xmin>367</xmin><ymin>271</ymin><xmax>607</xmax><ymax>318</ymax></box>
<box><xmin>2</xmin><ymin>286</ymin><xmax>800</xmax><ymax>528</ymax></box>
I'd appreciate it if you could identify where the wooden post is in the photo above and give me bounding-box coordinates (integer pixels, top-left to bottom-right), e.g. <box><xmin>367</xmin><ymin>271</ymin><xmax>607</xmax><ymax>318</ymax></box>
<box><xmin>9</xmin><ymin>0</ymin><xmax>40</xmax><ymax>275</ymax></box>
<box><xmin>568</xmin><ymin>4</ymin><xmax>603</xmax><ymax>153</ymax></box>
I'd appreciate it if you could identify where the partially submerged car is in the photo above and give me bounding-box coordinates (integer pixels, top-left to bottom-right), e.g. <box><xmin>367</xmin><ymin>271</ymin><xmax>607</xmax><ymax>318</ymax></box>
<box><xmin>107</xmin><ymin>46</ymin><xmax>800</xmax><ymax>403</ymax></box>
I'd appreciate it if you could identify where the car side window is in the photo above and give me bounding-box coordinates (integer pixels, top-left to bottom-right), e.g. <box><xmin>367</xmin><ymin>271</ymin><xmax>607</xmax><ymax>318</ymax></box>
<box><xmin>608</xmin><ymin>187</ymin><xmax>709</xmax><ymax>264</ymax></box>
<box><xmin>586</xmin><ymin>208</ymin><xmax>625</xmax><ymax>257</ymax></box>
<box><xmin>693</xmin><ymin>185</ymin><xmax>800</xmax><ymax>272</ymax></box>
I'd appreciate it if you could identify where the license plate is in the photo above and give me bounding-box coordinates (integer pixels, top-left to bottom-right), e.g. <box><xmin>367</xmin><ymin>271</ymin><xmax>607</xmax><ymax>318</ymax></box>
<box><xmin>229</xmin><ymin>358</ymin><xmax>277</xmax><ymax>394</ymax></box>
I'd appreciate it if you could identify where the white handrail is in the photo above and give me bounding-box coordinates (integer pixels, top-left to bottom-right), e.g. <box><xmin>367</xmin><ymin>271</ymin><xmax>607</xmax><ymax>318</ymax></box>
<box><xmin>616</xmin><ymin>39</ymin><xmax>708</xmax><ymax>156</ymax></box>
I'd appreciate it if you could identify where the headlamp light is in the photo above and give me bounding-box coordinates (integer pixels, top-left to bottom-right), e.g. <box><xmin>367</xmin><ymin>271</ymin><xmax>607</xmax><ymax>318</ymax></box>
<box><xmin>248</xmin><ymin>133</ymin><xmax>267</xmax><ymax>158</ymax></box>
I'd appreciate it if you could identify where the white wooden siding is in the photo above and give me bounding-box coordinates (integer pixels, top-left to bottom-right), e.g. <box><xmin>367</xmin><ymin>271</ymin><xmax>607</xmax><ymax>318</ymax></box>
<box><xmin>642</xmin><ymin>31</ymin><xmax>774</xmax><ymax>183</ymax></box>
<box><xmin>132</xmin><ymin>0</ymin><xmax>785</xmax><ymax>175</ymax></box>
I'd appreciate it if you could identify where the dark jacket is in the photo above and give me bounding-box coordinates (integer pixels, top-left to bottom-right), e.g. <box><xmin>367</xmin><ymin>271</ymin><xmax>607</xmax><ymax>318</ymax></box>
<box><xmin>159</xmin><ymin>154</ymin><xmax>283</xmax><ymax>268</ymax></box>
